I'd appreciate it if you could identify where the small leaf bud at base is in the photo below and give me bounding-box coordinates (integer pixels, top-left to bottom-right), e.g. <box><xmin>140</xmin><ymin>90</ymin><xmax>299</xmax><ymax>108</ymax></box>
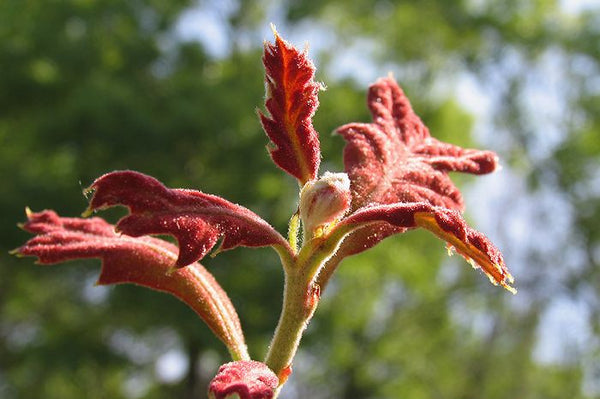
<box><xmin>299</xmin><ymin>172</ymin><xmax>351</xmax><ymax>237</ymax></box>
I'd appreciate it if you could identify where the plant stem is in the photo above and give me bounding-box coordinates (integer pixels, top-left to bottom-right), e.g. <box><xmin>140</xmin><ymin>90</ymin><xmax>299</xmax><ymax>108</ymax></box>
<box><xmin>265</xmin><ymin>230</ymin><xmax>351</xmax><ymax>397</ymax></box>
<box><xmin>265</xmin><ymin>266</ymin><xmax>311</xmax><ymax>381</ymax></box>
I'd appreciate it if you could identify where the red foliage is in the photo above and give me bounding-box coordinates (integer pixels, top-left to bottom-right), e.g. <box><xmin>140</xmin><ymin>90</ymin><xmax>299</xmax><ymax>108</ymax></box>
<box><xmin>259</xmin><ymin>29</ymin><xmax>322</xmax><ymax>184</ymax></box>
<box><xmin>338</xmin><ymin>76</ymin><xmax>498</xmax><ymax>211</ymax></box>
<box><xmin>15</xmin><ymin>209</ymin><xmax>249</xmax><ymax>356</ymax></box>
<box><xmin>342</xmin><ymin>203</ymin><xmax>514</xmax><ymax>291</ymax></box>
<box><xmin>318</xmin><ymin>77</ymin><xmax>514</xmax><ymax>293</ymax></box>
<box><xmin>87</xmin><ymin>170</ymin><xmax>290</xmax><ymax>267</ymax></box>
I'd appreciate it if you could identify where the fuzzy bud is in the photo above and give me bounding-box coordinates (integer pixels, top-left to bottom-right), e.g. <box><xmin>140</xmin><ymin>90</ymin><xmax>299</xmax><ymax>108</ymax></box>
<box><xmin>299</xmin><ymin>172</ymin><xmax>351</xmax><ymax>236</ymax></box>
<box><xmin>208</xmin><ymin>360</ymin><xmax>278</xmax><ymax>399</ymax></box>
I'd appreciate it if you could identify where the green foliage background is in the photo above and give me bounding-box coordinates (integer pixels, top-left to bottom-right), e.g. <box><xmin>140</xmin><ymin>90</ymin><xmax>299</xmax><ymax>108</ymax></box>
<box><xmin>1</xmin><ymin>1</ymin><xmax>598</xmax><ymax>398</ymax></box>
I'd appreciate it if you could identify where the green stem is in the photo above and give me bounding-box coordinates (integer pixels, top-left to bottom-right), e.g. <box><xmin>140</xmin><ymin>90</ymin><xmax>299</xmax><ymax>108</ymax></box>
<box><xmin>265</xmin><ymin>228</ymin><xmax>352</xmax><ymax>396</ymax></box>
<box><xmin>264</xmin><ymin>266</ymin><xmax>311</xmax><ymax>380</ymax></box>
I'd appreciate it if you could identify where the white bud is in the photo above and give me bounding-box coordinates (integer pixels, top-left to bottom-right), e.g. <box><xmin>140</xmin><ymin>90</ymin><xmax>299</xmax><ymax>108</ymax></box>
<box><xmin>299</xmin><ymin>172</ymin><xmax>351</xmax><ymax>236</ymax></box>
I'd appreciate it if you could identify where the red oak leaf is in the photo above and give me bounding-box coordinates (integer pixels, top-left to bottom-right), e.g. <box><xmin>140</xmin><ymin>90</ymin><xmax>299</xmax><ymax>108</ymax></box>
<box><xmin>208</xmin><ymin>360</ymin><xmax>278</xmax><ymax>399</ymax></box>
<box><xmin>258</xmin><ymin>28</ymin><xmax>322</xmax><ymax>184</ymax></box>
<box><xmin>338</xmin><ymin>76</ymin><xmax>498</xmax><ymax>212</ymax></box>
<box><xmin>337</xmin><ymin>203</ymin><xmax>515</xmax><ymax>292</ymax></box>
<box><xmin>316</xmin><ymin>77</ymin><xmax>513</xmax><ymax>292</ymax></box>
<box><xmin>15</xmin><ymin>209</ymin><xmax>249</xmax><ymax>359</ymax></box>
<box><xmin>86</xmin><ymin>171</ymin><xmax>291</xmax><ymax>267</ymax></box>
<box><xmin>336</xmin><ymin>75</ymin><xmax>499</xmax><ymax>253</ymax></box>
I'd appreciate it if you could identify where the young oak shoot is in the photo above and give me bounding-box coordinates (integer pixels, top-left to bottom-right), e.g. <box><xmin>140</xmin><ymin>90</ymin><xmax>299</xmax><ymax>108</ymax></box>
<box><xmin>14</xmin><ymin>28</ymin><xmax>514</xmax><ymax>399</ymax></box>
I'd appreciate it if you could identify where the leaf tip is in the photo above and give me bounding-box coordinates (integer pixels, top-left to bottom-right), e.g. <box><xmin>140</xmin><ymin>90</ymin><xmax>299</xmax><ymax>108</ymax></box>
<box><xmin>413</xmin><ymin>211</ymin><xmax>515</xmax><ymax>293</ymax></box>
<box><xmin>499</xmin><ymin>268</ymin><xmax>517</xmax><ymax>294</ymax></box>
<box><xmin>210</xmin><ymin>245</ymin><xmax>224</xmax><ymax>258</ymax></box>
<box><xmin>269</xmin><ymin>22</ymin><xmax>278</xmax><ymax>37</ymax></box>
<box><xmin>82</xmin><ymin>184</ymin><xmax>95</xmax><ymax>199</ymax></box>
<box><xmin>494</xmin><ymin>160</ymin><xmax>503</xmax><ymax>172</ymax></box>
<box><xmin>503</xmin><ymin>281</ymin><xmax>517</xmax><ymax>295</ymax></box>
<box><xmin>9</xmin><ymin>247</ymin><xmax>23</xmax><ymax>257</ymax></box>
<box><xmin>81</xmin><ymin>206</ymin><xmax>94</xmax><ymax>218</ymax></box>
<box><xmin>18</xmin><ymin>207</ymin><xmax>36</xmax><ymax>230</ymax></box>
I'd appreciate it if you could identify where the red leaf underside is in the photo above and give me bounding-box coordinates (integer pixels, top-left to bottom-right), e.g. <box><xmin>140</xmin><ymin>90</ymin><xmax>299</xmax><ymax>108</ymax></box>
<box><xmin>16</xmin><ymin>210</ymin><xmax>249</xmax><ymax>357</ymax></box>
<box><xmin>87</xmin><ymin>170</ymin><xmax>289</xmax><ymax>267</ymax></box>
<box><xmin>337</xmin><ymin>203</ymin><xmax>515</xmax><ymax>292</ymax></box>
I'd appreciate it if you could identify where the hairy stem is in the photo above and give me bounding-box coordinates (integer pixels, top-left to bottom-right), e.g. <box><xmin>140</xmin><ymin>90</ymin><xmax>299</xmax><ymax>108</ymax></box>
<box><xmin>265</xmin><ymin>266</ymin><xmax>313</xmax><ymax>384</ymax></box>
<box><xmin>265</xmin><ymin>228</ymin><xmax>352</xmax><ymax>396</ymax></box>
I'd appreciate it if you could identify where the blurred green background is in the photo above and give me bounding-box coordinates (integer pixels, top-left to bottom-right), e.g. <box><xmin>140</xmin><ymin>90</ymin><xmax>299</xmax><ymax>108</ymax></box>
<box><xmin>2</xmin><ymin>0</ymin><xmax>599</xmax><ymax>398</ymax></box>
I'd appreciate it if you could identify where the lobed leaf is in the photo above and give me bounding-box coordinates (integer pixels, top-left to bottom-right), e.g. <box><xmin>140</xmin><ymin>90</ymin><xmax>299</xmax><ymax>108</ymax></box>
<box><xmin>334</xmin><ymin>203</ymin><xmax>515</xmax><ymax>293</ymax></box>
<box><xmin>323</xmin><ymin>76</ymin><xmax>503</xmax><ymax>276</ymax></box>
<box><xmin>86</xmin><ymin>170</ymin><xmax>291</xmax><ymax>267</ymax></box>
<box><xmin>258</xmin><ymin>28</ymin><xmax>322</xmax><ymax>184</ymax></box>
<box><xmin>338</xmin><ymin>76</ymin><xmax>498</xmax><ymax>212</ymax></box>
<box><xmin>15</xmin><ymin>209</ymin><xmax>250</xmax><ymax>359</ymax></box>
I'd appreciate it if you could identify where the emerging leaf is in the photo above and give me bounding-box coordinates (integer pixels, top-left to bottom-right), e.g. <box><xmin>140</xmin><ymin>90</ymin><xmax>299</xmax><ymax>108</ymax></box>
<box><xmin>338</xmin><ymin>76</ymin><xmax>498</xmax><ymax>211</ymax></box>
<box><xmin>208</xmin><ymin>360</ymin><xmax>278</xmax><ymax>399</ymax></box>
<box><xmin>15</xmin><ymin>210</ymin><xmax>250</xmax><ymax>359</ymax></box>
<box><xmin>340</xmin><ymin>203</ymin><xmax>515</xmax><ymax>292</ymax></box>
<box><xmin>86</xmin><ymin>171</ymin><xmax>290</xmax><ymax>267</ymax></box>
<box><xmin>317</xmin><ymin>77</ymin><xmax>513</xmax><ymax>293</ymax></box>
<box><xmin>332</xmin><ymin>76</ymin><xmax>500</xmax><ymax>255</ymax></box>
<box><xmin>259</xmin><ymin>28</ymin><xmax>322</xmax><ymax>184</ymax></box>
